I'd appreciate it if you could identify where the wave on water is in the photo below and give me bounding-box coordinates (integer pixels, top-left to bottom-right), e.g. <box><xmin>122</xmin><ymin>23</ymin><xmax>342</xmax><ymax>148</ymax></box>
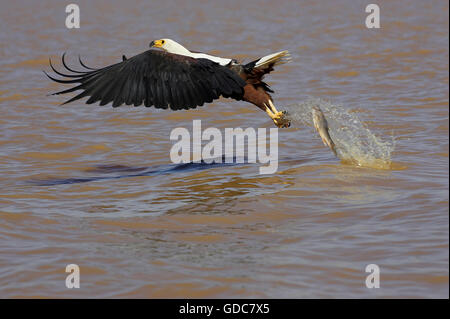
<box><xmin>284</xmin><ymin>98</ymin><xmax>395</xmax><ymax>169</ymax></box>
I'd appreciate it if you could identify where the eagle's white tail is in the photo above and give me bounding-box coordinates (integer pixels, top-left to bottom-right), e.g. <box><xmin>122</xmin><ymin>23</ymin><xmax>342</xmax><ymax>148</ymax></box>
<box><xmin>254</xmin><ymin>50</ymin><xmax>291</xmax><ymax>69</ymax></box>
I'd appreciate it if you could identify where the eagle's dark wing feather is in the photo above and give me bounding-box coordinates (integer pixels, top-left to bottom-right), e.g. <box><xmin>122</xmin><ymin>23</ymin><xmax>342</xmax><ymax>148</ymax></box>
<box><xmin>45</xmin><ymin>50</ymin><xmax>246</xmax><ymax>110</ymax></box>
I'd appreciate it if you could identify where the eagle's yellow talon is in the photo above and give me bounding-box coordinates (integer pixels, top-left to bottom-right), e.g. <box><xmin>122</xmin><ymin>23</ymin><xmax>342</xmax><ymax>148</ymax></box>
<box><xmin>272</xmin><ymin>111</ymin><xmax>291</xmax><ymax>128</ymax></box>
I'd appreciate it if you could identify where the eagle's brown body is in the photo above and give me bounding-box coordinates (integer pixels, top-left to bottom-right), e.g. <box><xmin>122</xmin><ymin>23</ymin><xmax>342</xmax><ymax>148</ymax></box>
<box><xmin>229</xmin><ymin>54</ymin><xmax>291</xmax><ymax>127</ymax></box>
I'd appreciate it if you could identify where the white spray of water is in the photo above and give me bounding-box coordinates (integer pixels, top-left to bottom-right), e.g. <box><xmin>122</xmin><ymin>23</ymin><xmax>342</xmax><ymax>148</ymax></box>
<box><xmin>284</xmin><ymin>98</ymin><xmax>395</xmax><ymax>169</ymax></box>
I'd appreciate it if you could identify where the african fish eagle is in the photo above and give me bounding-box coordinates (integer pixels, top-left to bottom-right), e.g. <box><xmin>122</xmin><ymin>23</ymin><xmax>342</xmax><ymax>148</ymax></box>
<box><xmin>45</xmin><ymin>39</ymin><xmax>291</xmax><ymax>128</ymax></box>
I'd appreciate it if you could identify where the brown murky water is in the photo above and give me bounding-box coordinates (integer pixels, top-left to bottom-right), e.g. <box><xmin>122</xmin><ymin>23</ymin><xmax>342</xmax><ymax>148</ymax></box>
<box><xmin>0</xmin><ymin>0</ymin><xmax>448</xmax><ymax>298</ymax></box>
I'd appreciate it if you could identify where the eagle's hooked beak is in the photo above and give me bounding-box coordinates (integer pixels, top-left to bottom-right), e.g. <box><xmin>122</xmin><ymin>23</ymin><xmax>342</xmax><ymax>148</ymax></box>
<box><xmin>150</xmin><ymin>40</ymin><xmax>164</xmax><ymax>48</ymax></box>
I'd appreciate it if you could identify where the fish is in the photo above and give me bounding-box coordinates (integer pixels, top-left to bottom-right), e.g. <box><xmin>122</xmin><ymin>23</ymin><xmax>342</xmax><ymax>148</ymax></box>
<box><xmin>312</xmin><ymin>105</ymin><xmax>338</xmax><ymax>157</ymax></box>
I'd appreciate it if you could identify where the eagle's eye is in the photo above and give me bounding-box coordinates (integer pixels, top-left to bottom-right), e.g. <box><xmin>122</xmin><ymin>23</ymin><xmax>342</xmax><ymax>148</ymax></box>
<box><xmin>161</xmin><ymin>40</ymin><xmax>165</xmax><ymax>44</ymax></box>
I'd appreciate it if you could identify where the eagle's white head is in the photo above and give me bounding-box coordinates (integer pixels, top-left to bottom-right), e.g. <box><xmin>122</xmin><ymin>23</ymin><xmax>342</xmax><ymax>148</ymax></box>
<box><xmin>150</xmin><ymin>38</ymin><xmax>191</xmax><ymax>55</ymax></box>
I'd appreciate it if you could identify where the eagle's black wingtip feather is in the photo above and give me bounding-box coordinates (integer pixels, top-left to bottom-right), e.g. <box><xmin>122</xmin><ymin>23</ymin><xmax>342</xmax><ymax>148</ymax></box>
<box><xmin>49</xmin><ymin>57</ymin><xmax>85</xmax><ymax>78</ymax></box>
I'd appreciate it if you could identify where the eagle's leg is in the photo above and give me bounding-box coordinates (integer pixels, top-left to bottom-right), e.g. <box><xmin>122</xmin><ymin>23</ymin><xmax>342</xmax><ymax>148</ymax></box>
<box><xmin>265</xmin><ymin>100</ymin><xmax>290</xmax><ymax>128</ymax></box>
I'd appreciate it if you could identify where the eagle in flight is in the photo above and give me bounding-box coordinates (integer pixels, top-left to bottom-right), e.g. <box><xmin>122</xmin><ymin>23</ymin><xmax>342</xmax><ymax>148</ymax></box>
<box><xmin>45</xmin><ymin>39</ymin><xmax>291</xmax><ymax>128</ymax></box>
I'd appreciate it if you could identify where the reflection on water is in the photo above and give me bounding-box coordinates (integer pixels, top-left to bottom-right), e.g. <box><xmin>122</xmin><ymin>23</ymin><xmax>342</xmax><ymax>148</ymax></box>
<box><xmin>0</xmin><ymin>0</ymin><xmax>448</xmax><ymax>298</ymax></box>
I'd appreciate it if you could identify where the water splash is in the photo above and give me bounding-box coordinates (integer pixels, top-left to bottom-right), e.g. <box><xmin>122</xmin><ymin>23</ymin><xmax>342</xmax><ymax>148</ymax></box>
<box><xmin>284</xmin><ymin>98</ymin><xmax>395</xmax><ymax>169</ymax></box>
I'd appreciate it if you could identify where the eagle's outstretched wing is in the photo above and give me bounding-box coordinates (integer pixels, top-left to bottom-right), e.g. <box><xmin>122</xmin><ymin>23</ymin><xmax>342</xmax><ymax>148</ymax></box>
<box><xmin>45</xmin><ymin>50</ymin><xmax>246</xmax><ymax>110</ymax></box>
